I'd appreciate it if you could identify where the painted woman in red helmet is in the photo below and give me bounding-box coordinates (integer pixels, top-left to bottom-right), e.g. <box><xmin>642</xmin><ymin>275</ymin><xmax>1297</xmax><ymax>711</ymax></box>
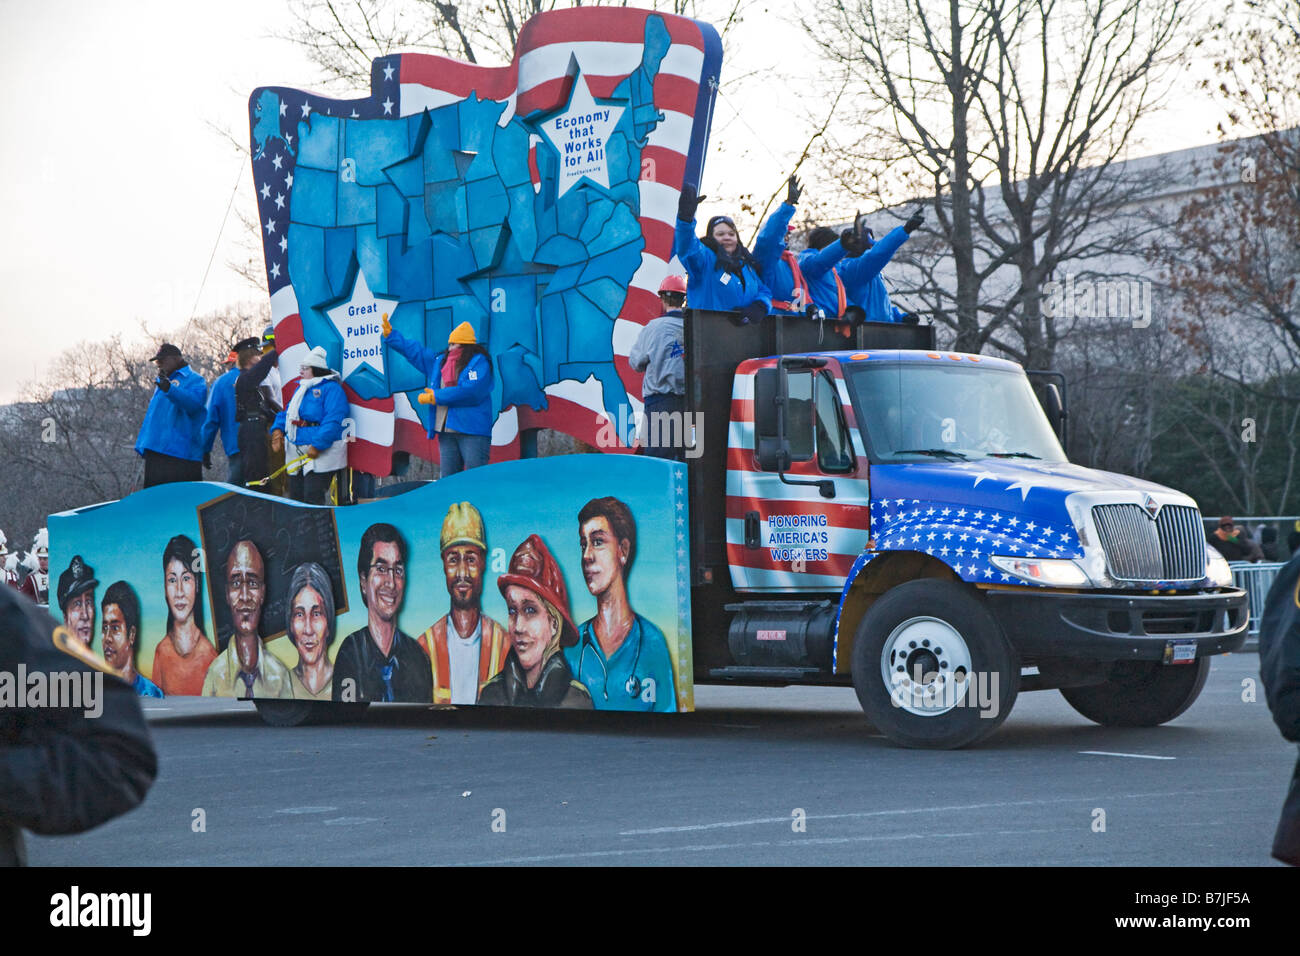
<box><xmin>629</xmin><ymin>275</ymin><xmax>689</xmax><ymax>460</ymax></box>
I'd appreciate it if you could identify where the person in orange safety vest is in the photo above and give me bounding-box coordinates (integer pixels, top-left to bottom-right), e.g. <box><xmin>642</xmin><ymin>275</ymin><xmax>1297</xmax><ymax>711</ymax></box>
<box><xmin>417</xmin><ymin>502</ymin><xmax>509</xmax><ymax>704</ymax></box>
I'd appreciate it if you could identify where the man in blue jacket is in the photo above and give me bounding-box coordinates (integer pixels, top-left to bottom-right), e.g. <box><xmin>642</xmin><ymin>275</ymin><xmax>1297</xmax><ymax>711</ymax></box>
<box><xmin>753</xmin><ymin>175</ymin><xmax>811</xmax><ymax>315</ymax></box>
<box><xmin>135</xmin><ymin>343</ymin><xmax>208</xmax><ymax>488</ymax></box>
<box><xmin>838</xmin><ymin>209</ymin><xmax>924</xmax><ymax>323</ymax></box>
<box><xmin>381</xmin><ymin>318</ymin><xmax>495</xmax><ymax>475</ymax></box>
<box><xmin>201</xmin><ymin>337</ymin><xmax>259</xmax><ymax>485</ymax></box>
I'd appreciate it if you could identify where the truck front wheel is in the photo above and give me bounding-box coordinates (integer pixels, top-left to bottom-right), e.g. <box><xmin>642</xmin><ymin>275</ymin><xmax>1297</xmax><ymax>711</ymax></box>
<box><xmin>254</xmin><ymin>699</ymin><xmax>318</xmax><ymax>727</ymax></box>
<box><xmin>1060</xmin><ymin>658</ymin><xmax>1211</xmax><ymax>727</ymax></box>
<box><xmin>850</xmin><ymin>579</ymin><xmax>1019</xmax><ymax>749</ymax></box>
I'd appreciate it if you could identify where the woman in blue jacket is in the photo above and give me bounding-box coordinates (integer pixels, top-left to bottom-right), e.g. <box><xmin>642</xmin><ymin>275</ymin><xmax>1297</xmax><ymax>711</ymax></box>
<box><xmin>382</xmin><ymin>318</ymin><xmax>495</xmax><ymax>475</ymax></box>
<box><xmin>673</xmin><ymin>186</ymin><xmax>771</xmax><ymax>323</ymax></box>
<box><xmin>270</xmin><ymin>347</ymin><xmax>350</xmax><ymax>504</ymax></box>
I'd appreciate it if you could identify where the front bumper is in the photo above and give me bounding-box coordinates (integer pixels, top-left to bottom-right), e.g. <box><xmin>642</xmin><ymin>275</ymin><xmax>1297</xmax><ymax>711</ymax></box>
<box><xmin>984</xmin><ymin>587</ymin><xmax>1248</xmax><ymax>662</ymax></box>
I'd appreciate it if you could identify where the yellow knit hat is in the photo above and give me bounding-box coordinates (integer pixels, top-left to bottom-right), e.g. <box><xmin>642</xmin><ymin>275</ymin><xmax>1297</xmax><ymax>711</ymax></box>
<box><xmin>441</xmin><ymin>501</ymin><xmax>486</xmax><ymax>552</ymax></box>
<box><xmin>448</xmin><ymin>321</ymin><xmax>477</xmax><ymax>345</ymax></box>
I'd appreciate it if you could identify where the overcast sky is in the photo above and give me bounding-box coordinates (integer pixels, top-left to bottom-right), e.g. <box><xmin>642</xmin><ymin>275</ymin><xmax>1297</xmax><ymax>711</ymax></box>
<box><xmin>0</xmin><ymin>1</ymin><xmax>1226</xmax><ymax>403</ymax></box>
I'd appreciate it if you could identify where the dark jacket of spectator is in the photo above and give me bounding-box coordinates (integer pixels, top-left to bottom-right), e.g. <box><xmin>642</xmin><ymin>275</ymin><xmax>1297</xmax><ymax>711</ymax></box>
<box><xmin>1259</xmin><ymin>554</ymin><xmax>1300</xmax><ymax>864</ymax></box>
<box><xmin>0</xmin><ymin>587</ymin><xmax>157</xmax><ymax>865</ymax></box>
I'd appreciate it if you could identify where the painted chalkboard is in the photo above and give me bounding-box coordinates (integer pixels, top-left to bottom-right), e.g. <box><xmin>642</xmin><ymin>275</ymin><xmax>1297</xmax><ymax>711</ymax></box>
<box><xmin>196</xmin><ymin>492</ymin><xmax>348</xmax><ymax>646</ymax></box>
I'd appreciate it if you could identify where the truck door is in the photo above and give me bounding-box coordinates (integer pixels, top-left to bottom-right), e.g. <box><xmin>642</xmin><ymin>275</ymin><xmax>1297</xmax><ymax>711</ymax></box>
<box><xmin>727</xmin><ymin>362</ymin><xmax>871</xmax><ymax>592</ymax></box>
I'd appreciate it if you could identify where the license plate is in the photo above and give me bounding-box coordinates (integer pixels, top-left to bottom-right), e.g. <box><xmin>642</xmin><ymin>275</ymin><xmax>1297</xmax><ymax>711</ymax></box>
<box><xmin>1163</xmin><ymin>640</ymin><xmax>1197</xmax><ymax>665</ymax></box>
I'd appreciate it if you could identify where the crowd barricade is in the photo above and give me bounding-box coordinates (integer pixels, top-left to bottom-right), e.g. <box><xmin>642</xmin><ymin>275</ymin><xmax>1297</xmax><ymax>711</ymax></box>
<box><xmin>1229</xmin><ymin>561</ymin><xmax>1286</xmax><ymax>650</ymax></box>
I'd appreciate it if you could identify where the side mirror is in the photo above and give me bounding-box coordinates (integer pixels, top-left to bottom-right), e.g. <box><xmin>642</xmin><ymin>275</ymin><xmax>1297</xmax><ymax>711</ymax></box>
<box><xmin>1043</xmin><ymin>383</ymin><xmax>1064</xmax><ymax>441</ymax></box>
<box><xmin>756</xmin><ymin>436</ymin><xmax>791</xmax><ymax>472</ymax></box>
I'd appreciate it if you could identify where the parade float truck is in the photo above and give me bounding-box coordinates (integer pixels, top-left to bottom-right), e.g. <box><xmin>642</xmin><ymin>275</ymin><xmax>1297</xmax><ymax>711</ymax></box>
<box><xmin>680</xmin><ymin>311</ymin><xmax>1248</xmax><ymax>748</ymax></box>
<box><xmin>44</xmin><ymin>7</ymin><xmax>1246</xmax><ymax>748</ymax></box>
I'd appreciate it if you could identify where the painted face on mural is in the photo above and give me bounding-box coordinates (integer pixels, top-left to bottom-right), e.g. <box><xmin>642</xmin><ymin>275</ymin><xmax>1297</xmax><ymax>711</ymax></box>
<box><xmin>364</xmin><ymin>540</ymin><xmax>405</xmax><ymax>623</ymax></box>
<box><xmin>504</xmin><ymin>584</ymin><xmax>555</xmax><ymax>674</ymax></box>
<box><xmin>226</xmin><ymin>541</ymin><xmax>266</xmax><ymax>640</ymax></box>
<box><xmin>64</xmin><ymin>590</ymin><xmax>96</xmax><ymax>646</ymax></box>
<box><xmin>290</xmin><ymin>585</ymin><xmax>329</xmax><ymax>667</ymax></box>
<box><xmin>443</xmin><ymin>544</ymin><xmax>485</xmax><ymax>612</ymax></box>
<box><xmin>165</xmin><ymin>557</ymin><xmax>197</xmax><ymax>628</ymax></box>
<box><xmin>101</xmin><ymin>602</ymin><xmax>134</xmax><ymax>672</ymax></box>
<box><xmin>580</xmin><ymin>516</ymin><xmax>628</xmax><ymax>597</ymax></box>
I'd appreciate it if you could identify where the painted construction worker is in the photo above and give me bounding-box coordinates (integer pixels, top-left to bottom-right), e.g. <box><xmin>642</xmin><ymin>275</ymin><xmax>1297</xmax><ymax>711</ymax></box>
<box><xmin>629</xmin><ymin>275</ymin><xmax>689</xmax><ymax>461</ymax></box>
<box><xmin>674</xmin><ymin>186</ymin><xmax>771</xmax><ymax>323</ymax></box>
<box><xmin>417</xmin><ymin>502</ymin><xmax>509</xmax><ymax>705</ymax></box>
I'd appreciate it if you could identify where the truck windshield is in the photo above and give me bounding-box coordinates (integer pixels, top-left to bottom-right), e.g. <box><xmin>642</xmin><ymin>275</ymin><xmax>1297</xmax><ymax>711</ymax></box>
<box><xmin>846</xmin><ymin>362</ymin><xmax>1067</xmax><ymax>464</ymax></box>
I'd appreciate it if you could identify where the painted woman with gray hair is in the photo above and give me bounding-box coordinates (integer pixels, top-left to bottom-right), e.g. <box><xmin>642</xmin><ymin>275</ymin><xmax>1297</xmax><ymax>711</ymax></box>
<box><xmin>286</xmin><ymin>562</ymin><xmax>336</xmax><ymax>700</ymax></box>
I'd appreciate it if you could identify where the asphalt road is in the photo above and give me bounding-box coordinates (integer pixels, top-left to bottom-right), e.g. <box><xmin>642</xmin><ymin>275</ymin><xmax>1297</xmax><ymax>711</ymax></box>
<box><xmin>27</xmin><ymin>650</ymin><xmax>1293</xmax><ymax>866</ymax></box>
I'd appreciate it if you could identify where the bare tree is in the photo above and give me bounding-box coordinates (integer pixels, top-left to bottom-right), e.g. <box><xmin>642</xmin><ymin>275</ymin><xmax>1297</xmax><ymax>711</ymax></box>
<box><xmin>804</xmin><ymin>0</ymin><xmax>1187</xmax><ymax>368</ymax></box>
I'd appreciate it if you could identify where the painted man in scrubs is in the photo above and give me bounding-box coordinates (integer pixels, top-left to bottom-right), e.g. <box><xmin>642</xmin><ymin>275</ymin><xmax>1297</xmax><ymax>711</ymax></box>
<box><xmin>566</xmin><ymin>497</ymin><xmax>676</xmax><ymax>711</ymax></box>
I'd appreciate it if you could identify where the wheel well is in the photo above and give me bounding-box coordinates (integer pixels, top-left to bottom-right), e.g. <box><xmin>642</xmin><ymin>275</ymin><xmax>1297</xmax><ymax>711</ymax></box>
<box><xmin>834</xmin><ymin>551</ymin><xmax>961</xmax><ymax>674</ymax></box>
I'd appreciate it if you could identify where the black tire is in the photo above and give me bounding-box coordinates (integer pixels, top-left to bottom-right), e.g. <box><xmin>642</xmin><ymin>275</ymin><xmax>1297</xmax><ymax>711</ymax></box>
<box><xmin>254</xmin><ymin>699</ymin><xmax>317</xmax><ymax>727</ymax></box>
<box><xmin>1060</xmin><ymin>657</ymin><xmax>1211</xmax><ymax>727</ymax></box>
<box><xmin>314</xmin><ymin>702</ymin><xmax>370</xmax><ymax>725</ymax></box>
<box><xmin>851</xmin><ymin>579</ymin><xmax>1019</xmax><ymax>749</ymax></box>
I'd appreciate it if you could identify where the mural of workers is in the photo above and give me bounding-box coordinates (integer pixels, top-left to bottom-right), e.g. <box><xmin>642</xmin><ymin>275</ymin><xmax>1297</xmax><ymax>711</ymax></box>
<box><xmin>57</xmin><ymin>555</ymin><xmax>98</xmax><ymax>648</ymax></box>
<box><xmin>203</xmin><ymin>539</ymin><xmax>292</xmax><ymax>698</ymax></box>
<box><xmin>417</xmin><ymin>503</ymin><xmax>509</xmax><ymax>705</ymax></box>
<box><xmin>286</xmin><ymin>562</ymin><xmax>336</xmax><ymax>700</ymax></box>
<box><xmin>480</xmin><ymin>534</ymin><xmax>592</xmax><ymax>709</ymax></box>
<box><xmin>151</xmin><ymin>535</ymin><xmax>218</xmax><ymax>696</ymax></box>
<box><xmin>101</xmin><ymin>581</ymin><xmax>163</xmax><ymax>698</ymax></box>
<box><xmin>334</xmin><ymin>524</ymin><xmax>433</xmax><ymax>703</ymax></box>
<box><xmin>566</xmin><ymin>497</ymin><xmax>676</xmax><ymax>711</ymax></box>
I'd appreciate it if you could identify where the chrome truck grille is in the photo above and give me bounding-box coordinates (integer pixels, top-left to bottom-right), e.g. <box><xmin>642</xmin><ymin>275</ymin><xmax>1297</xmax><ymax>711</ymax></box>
<box><xmin>1091</xmin><ymin>504</ymin><xmax>1207</xmax><ymax>583</ymax></box>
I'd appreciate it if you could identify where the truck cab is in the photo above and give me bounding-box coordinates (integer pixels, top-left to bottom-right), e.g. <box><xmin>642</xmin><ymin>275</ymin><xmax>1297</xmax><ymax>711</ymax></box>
<box><xmin>683</xmin><ymin>310</ymin><xmax>1249</xmax><ymax>748</ymax></box>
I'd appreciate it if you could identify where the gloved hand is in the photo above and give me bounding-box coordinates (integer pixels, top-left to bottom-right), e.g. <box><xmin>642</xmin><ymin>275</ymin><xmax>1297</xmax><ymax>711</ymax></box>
<box><xmin>904</xmin><ymin>207</ymin><xmax>925</xmax><ymax>234</ymax></box>
<box><xmin>381</xmin><ymin>313</ymin><xmax>392</xmax><ymax>337</ymax></box>
<box><xmin>270</xmin><ymin>431</ymin><xmax>283</xmax><ymax>453</ymax></box>
<box><xmin>740</xmin><ymin>301</ymin><xmax>769</xmax><ymax>325</ymax></box>
<box><xmin>786</xmin><ymin>174</ymin><xmax>802</xmax><ymax>205</ymax></box>
<box><xmin>417</xmin><ymin>387</ymin><xmax>437</xmax><ymax>405</ymax></box>
<box><xmin>841</xmin><ymin>228</ymin><xmax>865</xmax><ymax>257</ymax></box>
<box><xmin>678</xmin><ymin>186</ymin><xmax>706</xmax><ymax>222</ymax></box>
<box><xmin>202</xmin><ymin>453</ymin><xmax>212</xmax><ymax>471</ymax></box>
<box><xmin>156</xmin><ymin>376</ymin><xmax>171</xmax><ymax>392</ymax></box>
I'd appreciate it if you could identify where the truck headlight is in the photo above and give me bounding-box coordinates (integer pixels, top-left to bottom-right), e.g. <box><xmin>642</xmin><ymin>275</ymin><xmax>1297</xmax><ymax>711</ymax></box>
<box><xmin>990</xmin><ymin>555</ymin><xmax>1092</xmax><ymax>587</ymax></box>
<box><xmin>1206</xmin><ymin>549</ymin><xmax>1234</xmax><ymax>588</ymax></box>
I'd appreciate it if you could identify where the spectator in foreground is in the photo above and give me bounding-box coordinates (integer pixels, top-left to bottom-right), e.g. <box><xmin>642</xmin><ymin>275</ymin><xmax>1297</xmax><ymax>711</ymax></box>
<box><xmin>135</xmin><ymin>343</ymin><xmax>208</xmax><ymax>488</ymax></box>
<box><xmin>0</xmin><ymin>585</ymin><xmax>157</xmax><ymax>866</ymax></box>
<box><xmin>1208</xmin><ymin>516</ymin><xmax>1264</xmax><ymax>563</ymax></box>
<box><xmin>1258</xmin><ymin>552</ymin><xmax>1300</xmax><ymax>864</ymax></box>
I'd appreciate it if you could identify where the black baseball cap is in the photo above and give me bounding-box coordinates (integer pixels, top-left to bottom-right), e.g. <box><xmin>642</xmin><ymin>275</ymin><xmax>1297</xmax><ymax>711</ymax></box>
<box><xmin>150</xmin><ymin>343</ymin><xmax>182</xmax><ymax>361</ymax></box>
<box><xmin>233</xmin><ymin>336</ymin><xmax>260</xmax><ymax>353</ymax></box>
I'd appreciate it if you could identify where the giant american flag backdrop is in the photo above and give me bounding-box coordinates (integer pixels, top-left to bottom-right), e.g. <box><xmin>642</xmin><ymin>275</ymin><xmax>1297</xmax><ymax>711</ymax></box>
<box><xmin>247</xmin><ymin>8</ymin><xmax>723</xmax><ymax>474</ymax></box>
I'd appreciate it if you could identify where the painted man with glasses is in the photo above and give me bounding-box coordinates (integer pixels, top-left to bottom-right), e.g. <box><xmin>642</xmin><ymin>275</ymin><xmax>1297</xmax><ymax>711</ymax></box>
<box><xmin>333</xmin><ymin>523</ymin><xmax>432</xmax><ymax>702</ymax></box>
